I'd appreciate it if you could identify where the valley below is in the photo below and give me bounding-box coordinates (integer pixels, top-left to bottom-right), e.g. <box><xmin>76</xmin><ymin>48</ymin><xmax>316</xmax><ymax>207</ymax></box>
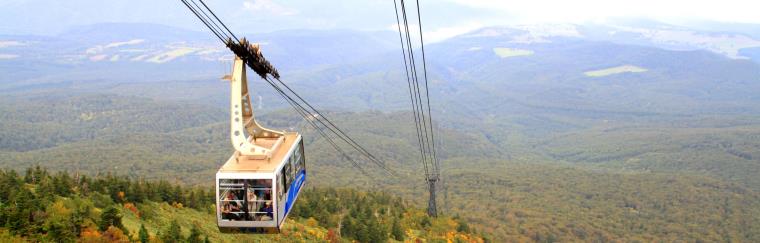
<box><xmin>2</xmin><ymin>21</ymin><xmax>760</xmax><ymax>242</ymax></box>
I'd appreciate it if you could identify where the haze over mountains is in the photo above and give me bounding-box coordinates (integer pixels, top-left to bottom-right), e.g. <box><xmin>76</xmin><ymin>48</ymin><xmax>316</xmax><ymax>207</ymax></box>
<box><xmin>3</xmin><ymin>19</ymin><xmax>760</xmax><ymax>111</ymax></box>
<box><xmin>3</xmin><ymin>19</ymin><xmax>760</xmax><ymax>182</ymax></box>
<box><xmin>0</xmin><ymin>0</ymin><xmax>500</xmax><ymax>36</ymax></box>
<box><xmin>3</xmin><ymin>18</ymin><xmax>760</xmax><ymax>241</ymax></box>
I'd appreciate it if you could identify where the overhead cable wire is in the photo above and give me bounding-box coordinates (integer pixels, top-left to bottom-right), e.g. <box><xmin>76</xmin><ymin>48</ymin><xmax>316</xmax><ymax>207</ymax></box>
<box><xmin>393</xmin><ymin>0</ymin><xmax>430</xmax><ymax>179</ymax></box>
<box><xmin>403</xmin><ymin>0</ymin><xmax>439</xmax><ymax>179</ymax></box>
<box><xmin>271</xmin><ymin>79</ymin><xmax>373</xmax><ymax>179</ymax></box>
<box><xmin>179</xmin><ymin>0</ymin><xmax>390</xmax><ymax>178</ymax></box>
<box><xmin>188</xmin><ymin>0</ymin><xmax>231</xmax><ymax>41</ymax></box>
<box><xmin>399</xmin><ymin>0</ymin><xmax>435</xmax><ymax>179</ymax></box>
<box><xmin>270</xmin><ymin>77</ymin><xmax>392</xmax><ymax>173</ymax></box>
<box><xmin>197</xmin><ymin>2</ymin><xmax>390</xmax><ymax>174</ymax></box>
<box><xmin>399</xmin><ymin>0</ymin><xmax>430</xmax><ymax>177</ymax></box>
<box><xmin>267</xmin><ymin>77</ymin><xmax>394</xmax><ymax>175</ymax></box>
<box><xmin>197</xmin><ymin>0</ymin><xmax>241</xmax><ymax>43</ymax></box>
<box><xmin>395</xmin><ymin>0</ymin><xmax>443</xmax><ymax>216</ymax></box>
<box><xmin>414</xmin><ymin>0</ymin><xmax>440</xmax><ymax>176</ymax></box>
<box><xmin>393</xmin><ymin>0</ymin><xmax>429</xmax><ymax>177</ymax></box>
<box><xmin>262</xmin><ymin>75</ymin><xmax>369</xmax><ymax>175</ymax></box>
<box><xmin>400</xmin><ymin>0</ymin><xmax>433</xmax><ymax>164</ymax></box>
<box><xmin>180</xmin><ymin>0</ymin><xmax>225</xmax><ymax>43</ymax></box>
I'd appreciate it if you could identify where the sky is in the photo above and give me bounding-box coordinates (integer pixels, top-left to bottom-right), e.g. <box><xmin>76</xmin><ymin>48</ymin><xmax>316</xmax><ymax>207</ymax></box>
<box><xmin>1</xmin><ymin>0</ymin><xmax>759</xmax><ymax>41</ymax></box>
<box><xmin>449</xmin><ymin>0</ymin><xmax>760</xmax><ymax>24</ymax></box>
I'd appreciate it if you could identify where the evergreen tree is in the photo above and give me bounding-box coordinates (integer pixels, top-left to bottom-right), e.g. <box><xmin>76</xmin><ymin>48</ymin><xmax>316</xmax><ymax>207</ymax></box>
<box><xmin>7</xmin><ymin>187</ymin><xmax>36</xmax><ymax>236</ymax></box>
<box><xmin>23</xmin><ymin>167</ymin><xmax>34</xmax><ymax>184</ymax></box>
<box><xmin>53</xmin><ymin>172</ymin><xmax>74</xmax><ymax>197</ymax></box>
<box><xmin>78</xmin><ymin>175</ymin><xmax>91</xmax><ymax>196</ymax></box>
<box><xmin>391</xmin><ymin>219</ymin><xmax>404</xmax><ymax>241</ymax></box>
<box><xmin>36</xmin><ymin>177</ymin><xmax>56</xmax><ymax>203</ymax></box>
<box><xmin>420</xmin><ymin>216</ymin><xmax>432</xmax><ymax>229</ymax></box>
<box><xmin>6</xmin><ymin>205</ymin><xmax>31</xmax><ymax>235</ymax></box>
<box><xmin>161</xmin><ymin>219</ymin><xmax>182</xmax><ymax>243</ymax></box>
<box><xmin>316</xmin><ymin>209</ymin><xmax>332</xmax><ymax>228</ymax></box>
<box><xmin>44</xmin><ymin>217</ymin><xmax>75</xmax><ymax>243</ymax></box>
<box><xmin>69</xmin><ymin>197</ymin><xmax>92</xmax><ymax>236</ymax></box>
<box><xmin>356</xmin><ymin>224</ymin><xmax>370</xmax><ymax>243</ymax></box>
<box><xmin>33</xmin><ymin>166</ymin><xmax>48</xmax><ymax>182</ymax></box>
<box><xmin>172</xmin><ymin>185</ymin><xmax>183</xmax><ymax>204</ymax></box>
<box><xmin>367</xmin><ymin>217</ymin><xmax>386</xmax><ymax>243</ymax></box>
<box><xmin>129</xmin><ymin>181</ymin><xmax>147</xmax><ymax>203</ymax></box>
<box><xmin>0</xmin><ymin>170</ymin><xmax>22</xmax><ymax>202</ymax></box>
<box><xmin>187</xmin><ymin>224</ymin><xmax>203</xmax><ymax>243</ymax></box>
<box><xmin>456</xmin><ymin>217</ymin><xmax>470</xmax><ymax>233</ymax></box>
<box><xmin>42</xmin><ymin>200</ymin><xmax>76</xmax><ymax>242</ymax></box>
<box><xmin>139</xmin><ymin>224</ymin><xmax>149</xmax><ymax>243</ymax></box>
<box><xmin>98</xmin><ymin>206</ymin><xmax>123</xmax><ymax>231</ymax></box>
<box><xmin>340</xmin><ymin>214</ymin><xmax>354</xmax><ymax>239</ymax></box>
<box><xmin>187</xmin><ymin>190</ymin><xmax>198</xmax><ymax>209</ymax></box>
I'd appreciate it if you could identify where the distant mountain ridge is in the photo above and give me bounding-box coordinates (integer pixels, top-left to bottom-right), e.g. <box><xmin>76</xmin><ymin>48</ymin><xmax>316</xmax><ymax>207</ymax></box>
<box><xmin>456</xmin><ymin>21</ymin><xmax>760</xmax><ymax>60</ymax></box>
<box><xmin>0</xmin><ymin>23</ymin><xmax>400</xmax><ymax>85</ymax></box>
<box><xmin>4</xmin><ymin>21</ymin><xmax>760</xmax><ymax>242</ymax></box>
<box><xmin>3</xmin><ymin>21</ymin><xmax>760</xmax><ymax>71</ymax></box>
<box><xmin>59</xmin><ymin>23</ymin><xmax>210</xmax><ymax>43</ymax></box>
<box><xmin>3</xmin><ymin>22</ymin><xmax>760</xmax><ymax>115</ymax></box>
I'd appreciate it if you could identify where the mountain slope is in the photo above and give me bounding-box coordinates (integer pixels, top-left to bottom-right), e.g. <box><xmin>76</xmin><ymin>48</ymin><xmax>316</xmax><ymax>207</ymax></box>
<box><xmin>0</xmin><ymin>167</ymin><xmax>483</xmax><ymax>242</ymax></box>
<box><xmin>4</xmin><ymin>25</ymin><xmax>760</xmax><ymax>242</ymax></box>
<box><xmin>2</xmin><ymin>94</ymin><xmax>760</xmax><ymax>241</ymax></box>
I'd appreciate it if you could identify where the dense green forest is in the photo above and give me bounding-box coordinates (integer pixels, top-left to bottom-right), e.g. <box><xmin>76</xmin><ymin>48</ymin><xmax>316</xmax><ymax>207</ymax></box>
<box><xmin>4</xmin><ymin>20</ymin><xmax>760</xmax><ymax>242</ymax></box>
<box><xmin>2</xmin><ymin>94</ymin><xmax>760</xmax><ymax>241</ymax></box>
<box><xmin>0</xmin><ymin>166</ymin><xmax>482</xmax><ymax>242</ymax></box>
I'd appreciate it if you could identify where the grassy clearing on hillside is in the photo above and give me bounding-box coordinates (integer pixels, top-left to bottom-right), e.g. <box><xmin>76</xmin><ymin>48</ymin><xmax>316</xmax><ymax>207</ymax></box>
<box><xmin>584</xmin><ymin>65</ymin><xmax>648</xmax><ymax>77</ymax></box>
<box><xmin>492</xmin><ymin>48</ymin><xmax>534</xmax><ymax>58</ymax></box>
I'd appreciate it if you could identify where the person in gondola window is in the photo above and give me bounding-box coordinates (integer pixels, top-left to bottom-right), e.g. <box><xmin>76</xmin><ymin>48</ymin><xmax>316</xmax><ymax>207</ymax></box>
<box><xmin>247</xmin><ymin>189</ymin><xmax>259</xmax><ymax>220</ymax></box>
<box><xmin>226</xmin><ymin>192</ymin><xmax>241</xmax><ymax>220</ymax></box>
<box><xmin>263</xmin><ymin>202</ymin><xmax>273</xmax><ymax>219</ymax></box>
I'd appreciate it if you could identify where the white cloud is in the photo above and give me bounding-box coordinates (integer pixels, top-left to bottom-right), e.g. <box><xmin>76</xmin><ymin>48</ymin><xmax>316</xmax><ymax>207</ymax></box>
<box><xmin>0</xmin><ymin>54</ymin><xmax>18</xmax><ymax>59</ymax></box>
<box><xmin>388</xmin><ymin>22</ymin><xmax>484</xmax><ymax>43</ymax></box>
<box><xmin>425</xmin><ymin>22</ymin><xmax>485</xmax><ymax>42</ymax></box>
<box><xmin>243</xmin><ymin>0</ymin><xmax>298</xmax><ymax>16</ymax></box>
<box><xmin>446</xmin><ymin>0</ymin><xmax>760</xmax><ymax>24</ymax></box>
<box><xmin>0</xmin><ymin>41</ymin><xmax>25</xmax><ymax>48</ymax></box>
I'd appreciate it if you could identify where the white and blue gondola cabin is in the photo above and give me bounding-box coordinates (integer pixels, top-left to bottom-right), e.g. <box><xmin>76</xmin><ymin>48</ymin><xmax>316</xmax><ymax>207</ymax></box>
<box><xmin>216</xmin><ymin>57</ymin><xmax>306</xmax><ymax>233</ymax></box>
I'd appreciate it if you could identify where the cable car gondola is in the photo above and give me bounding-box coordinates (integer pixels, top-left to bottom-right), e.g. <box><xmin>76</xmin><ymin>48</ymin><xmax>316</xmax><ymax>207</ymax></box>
<box><xmin>216</xmin><ymin>57</ymin><xmax>306</xmax><ymax>232</ymax></box>
<box><xmin>178</xmin><ymin>0</ymin><xmax>393</xmax><ymax>231</ymax></box>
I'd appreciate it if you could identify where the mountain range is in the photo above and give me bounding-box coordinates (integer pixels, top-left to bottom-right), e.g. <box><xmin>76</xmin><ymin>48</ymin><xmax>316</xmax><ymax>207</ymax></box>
<box><xmin>3</xmin><ymin>20</ymin><xmax>760</xmax><ymax>241</ymax></box>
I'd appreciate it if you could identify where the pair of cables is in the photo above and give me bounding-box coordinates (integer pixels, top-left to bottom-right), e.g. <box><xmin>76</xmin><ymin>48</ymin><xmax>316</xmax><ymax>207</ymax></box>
<box><xmin>179</xmin><ymin>0</ymin><xmax>392</xmax><ymax>177</ymax></box>
<box><xmin>392</xmin><ymin>0</ymin><xmax>440</xmax><ymax>182</ymax></box>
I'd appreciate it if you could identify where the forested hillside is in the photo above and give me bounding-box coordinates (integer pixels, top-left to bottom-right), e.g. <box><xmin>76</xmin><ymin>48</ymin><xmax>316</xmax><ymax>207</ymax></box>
<box><xmin>2</xmin><ymin>94</ymin><xmax>760</xmax><ymax>241</ymax></box>
<box><xmin>0</xmin><ymin>167</ymin><xmax>482</xmax><ymax>242</ymax></box>
<box><xmin>3</xmin><ymin>24</ymin><xmax>760</xmax><ymax>242</ymax></box>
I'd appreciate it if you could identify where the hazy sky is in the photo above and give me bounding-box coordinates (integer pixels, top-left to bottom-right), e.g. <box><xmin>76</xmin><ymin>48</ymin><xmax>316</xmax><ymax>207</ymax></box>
<box><xmin>1</xmin><ymin>0</ymin><xmax>759</xmax><ymax>41</ymax></box>
<box><xmin>451</xmin><ymin>0</ymin><xmax>760</xmax><ymax>23</ymax></box>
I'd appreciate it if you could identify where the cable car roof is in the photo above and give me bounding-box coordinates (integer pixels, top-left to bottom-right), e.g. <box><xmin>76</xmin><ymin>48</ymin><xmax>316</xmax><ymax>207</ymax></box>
<box><xmin>219</xmin><ymin>132</ymin><xmax>300</xmax><ymax>173</ymax></box>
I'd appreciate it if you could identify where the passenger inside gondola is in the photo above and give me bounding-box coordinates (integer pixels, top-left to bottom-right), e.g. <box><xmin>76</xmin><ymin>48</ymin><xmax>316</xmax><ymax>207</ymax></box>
<box><xmin>222</xmin><ymin>192</ymin><xmax>241</xmax><ymax>220</ymax></box>
<box><xmin>247</xmin><ymin>188</ymin><xmax>258</xmax><ymax>218</ymax></box>
<box><xmin>219</xmin><ymin>178</ymin><xmax>274</xmax><ymax>221</ymax></box>
<box><xmin>262</xmin><ymin>202</ymin><xmax>273</xmax><ymax>220</ymax></box>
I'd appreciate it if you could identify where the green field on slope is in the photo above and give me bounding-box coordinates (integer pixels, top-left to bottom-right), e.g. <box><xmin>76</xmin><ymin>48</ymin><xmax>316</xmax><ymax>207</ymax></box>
<box><xmin>493</xmin><ymin>47</ymin><xmax>534</xmax><ymax>58</ymax></box>
<box><xmin>584</xmin><ymin>65</ymin><xmax>648</xmax><ymax>77</ymax></box>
